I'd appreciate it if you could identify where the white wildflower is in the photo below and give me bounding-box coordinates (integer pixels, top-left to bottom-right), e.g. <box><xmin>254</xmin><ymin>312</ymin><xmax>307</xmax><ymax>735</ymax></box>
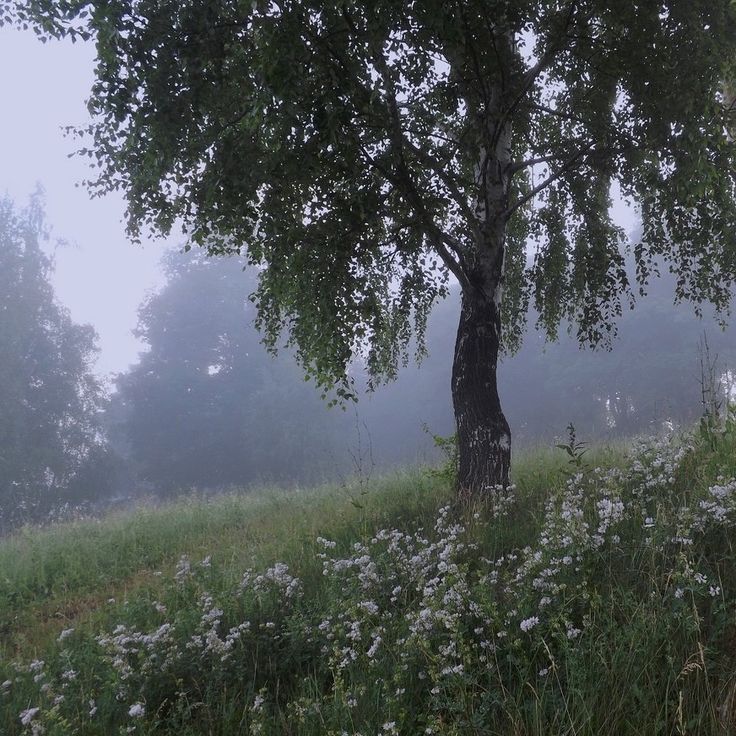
<box><xmin>20</xmin><ymin>708</ymin><xmax>41</xmax><ymax>725</ymax></box>
<box><xmin>175</xmin><ymin>555</ymin><xmax>192</xmax><ymax>583</ymax></box>
<box><xmin>520</xmin><ymin>616</ymin><xmax>540</xmax><ymax>632</ymax></box>
<box><xmin>358</xmin><ymin>600</ymin><xmax>379</xmax><ymax>615</ymax></box>
<box><xmin>128</xmin><ymin>702</ymin><xmax>145</xmax><ymax>718</ymax></box>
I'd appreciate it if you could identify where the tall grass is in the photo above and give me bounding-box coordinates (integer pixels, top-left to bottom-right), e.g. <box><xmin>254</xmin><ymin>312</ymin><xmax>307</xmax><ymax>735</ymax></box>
<box><xmin>1</xmin><ymin>426</ymin><xmax>735</xmax><ymax>735</ymax></box>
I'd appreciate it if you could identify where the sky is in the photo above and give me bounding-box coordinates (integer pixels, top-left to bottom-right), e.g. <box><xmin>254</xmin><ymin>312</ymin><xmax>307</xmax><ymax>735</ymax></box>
<box><xmin>0</xmin><ymin>25</ymin><xmax>639</xmax><ymax>382</ymax></box>
<box><xmin>0</xmin><ymin>26</ymin><xmax>168</xmax><ymax>379</ymax></box>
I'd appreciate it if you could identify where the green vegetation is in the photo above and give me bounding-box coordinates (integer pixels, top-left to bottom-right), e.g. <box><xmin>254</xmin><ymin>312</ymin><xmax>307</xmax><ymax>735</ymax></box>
<box><xmin>0</xmin><ymin>195</ymin><xmax>111</xmax><ymax>530</ymax></box>
<box><xmin>1</xmin><ymin>425</ymin><xmax>735</xmax><ymax>735</ymax></box>
<box><xmin>11</xmin><ymin>1</ymin><xmax>736</xmax><ymax>495</ymax></box>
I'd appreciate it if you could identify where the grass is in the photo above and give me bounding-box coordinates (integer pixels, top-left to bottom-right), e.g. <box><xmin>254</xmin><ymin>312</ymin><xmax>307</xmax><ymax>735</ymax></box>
<box><xmin>0</xmin><ymin>446</ymin><xmax>574</xmax><ymax>657</ymax></box>
<box><xmin>0</xmin><ymin>473</ymin><xmax>448</xmax><ymax>656</ymax></box>
<box><xmin>1</xmin><ymin>427</ymin><xmax>735</xmax><ymax>735</ymax></box>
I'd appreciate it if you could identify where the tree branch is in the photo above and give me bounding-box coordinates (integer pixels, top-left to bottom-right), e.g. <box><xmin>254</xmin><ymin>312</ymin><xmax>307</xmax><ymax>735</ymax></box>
<box><xmin>504</xmin><ymin>140</ymin><xmax>596</xmax><ymax>217</ymax></box>
<box><xmin>508</xmin><ymin>154</ymin><xmax>561</xmax><ymax>175</ymax></box>
<box><xmin>318</xmin><ymin>6</ymin><xmax>472</xmax><ymax>288</ymax></box>
<box><xmin>526</xmin><ymin>101</ymin><xmax>586</xmax><ymax>125</ymax></box>
<box><xmin>457</xmin><ymin>2</ymin><xmax>493</xmax><ymax>101</ymax></box>
<box><xmin>491</xmin><ymin>1</ymin><xmax>579</xmax><ymax>151</ymax></box>
<box><xmin>365</xmin><ymin>38</ymin><xmax>474</xmax><ymax>288</ymax></box>
<box><xmin>401</xmin><ymin>137</ymin><xmax>478</xmax><ymax>234</ymax></box>
<box><xmin>356</xmin><ymin>140</ymin><xmax>471</xmax><ymax>291</ymax></box>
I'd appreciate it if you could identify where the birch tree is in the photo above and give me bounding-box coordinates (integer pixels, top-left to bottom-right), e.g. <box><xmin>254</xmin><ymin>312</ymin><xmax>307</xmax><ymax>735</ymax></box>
<box><xmin>10</xmin><ymin>0</ymin><xmax>736</xmax><ymax>497</ymax></box>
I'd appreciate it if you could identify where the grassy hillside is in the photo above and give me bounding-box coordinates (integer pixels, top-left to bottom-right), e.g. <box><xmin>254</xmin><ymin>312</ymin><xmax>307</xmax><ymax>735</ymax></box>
<box><xmin>1</xmin><ymin>427</ymin><xmax>735</xmax><ymax>735</ymax></box>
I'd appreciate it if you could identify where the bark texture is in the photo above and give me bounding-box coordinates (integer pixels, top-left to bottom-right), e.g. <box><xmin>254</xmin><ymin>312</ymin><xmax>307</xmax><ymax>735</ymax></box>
<box><xmin>447</xmin><ymin>24</ymin><xmax>516</xmax><ymax>500</ymax></box>
<box><xmin>452</xmin><ymin>288</ymin><xmax>511</xmax><ymax>499</ymax></box>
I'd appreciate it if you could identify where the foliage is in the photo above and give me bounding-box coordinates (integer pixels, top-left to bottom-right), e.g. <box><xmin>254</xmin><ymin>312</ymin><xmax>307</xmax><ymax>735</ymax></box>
<box><xmin>3</xmin><ymin>431</ymin><xmax>736</xmax><ymax>734</ymax></box>
<box><xmin>0</xmin><ymin>195</ymin><xmax>109</xmax><ymax>529</ymax></box>
<box><xmin>555</xmin><ymin>422</ymin><xmax>588</xmax><ymax>470</ymax></box>
<box><xmin>422</xmin><ymin>425</ymin><xmax>459</xmax><ymax>487</ymax></box>
<box><xmin>6</xmin><ymin>1</ymin><xmax>736</xmax><ymax>397</ymax></box>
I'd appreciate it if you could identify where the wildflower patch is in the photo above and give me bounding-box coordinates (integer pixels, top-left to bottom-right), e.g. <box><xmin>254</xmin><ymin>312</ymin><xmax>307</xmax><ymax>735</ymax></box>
<box><xmin>2</xmin><ymin>432</ymin><xmax>736</xmax><ymax>735</ymax></box>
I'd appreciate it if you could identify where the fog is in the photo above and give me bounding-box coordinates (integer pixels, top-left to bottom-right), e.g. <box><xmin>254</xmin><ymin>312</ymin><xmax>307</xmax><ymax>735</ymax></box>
<box><xmin>0</xmin><ymin>27</ymin><xmax>164</xmax><ymax>377</ymax></box>
<box><xmin>1</xmin><ymin>25</ymin><xmax>734</xmax><ymax>530</ymax></box>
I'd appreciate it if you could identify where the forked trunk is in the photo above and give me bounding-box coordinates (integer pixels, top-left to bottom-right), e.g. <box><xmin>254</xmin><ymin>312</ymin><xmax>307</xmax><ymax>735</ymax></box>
<box><xmin>452</xmin><ymin>288</ymin><xmax>511</xmax><ymax>499</ymax></box>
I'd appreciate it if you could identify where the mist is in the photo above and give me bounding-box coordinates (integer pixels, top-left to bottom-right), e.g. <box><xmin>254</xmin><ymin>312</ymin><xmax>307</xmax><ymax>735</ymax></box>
<box><xmin>3</xmin><ymin>7</ymin><xmax>736</xmax><ymax>734</ymax></box>
<box><xmin>1</xmin><ymin>23</ymin><xmax>734</xmax><ymax>528</ymax></box>
<box><xmin>3</xmin><ymin>199</ymin><xmax>734</xmax><ymax>527</ymax></box>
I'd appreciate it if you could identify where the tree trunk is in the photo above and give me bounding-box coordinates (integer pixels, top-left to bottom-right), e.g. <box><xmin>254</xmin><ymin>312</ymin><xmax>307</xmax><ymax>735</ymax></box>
<box><xmin>452</xmin><ymin>286</ymin><xmax>511</xmax><ymax>499</ymax></box>
<box><xmin>443</xmin><ymin>24</ymin><xmax>515</xmax><ymax>499</ymax></box>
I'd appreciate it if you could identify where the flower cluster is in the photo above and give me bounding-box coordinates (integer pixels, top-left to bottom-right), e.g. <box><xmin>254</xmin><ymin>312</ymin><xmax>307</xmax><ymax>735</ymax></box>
<box><xmin>5</xmin><ymin>433</ymin><xmax>735</xmax><ymax>735</ymax></box>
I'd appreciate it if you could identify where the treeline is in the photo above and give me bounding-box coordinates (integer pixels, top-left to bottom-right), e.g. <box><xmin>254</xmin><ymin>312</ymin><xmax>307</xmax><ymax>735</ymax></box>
<box><xmin>2</xmin><ymin>195</ymin><xmax>735</xmax><ymax>527</ymax></box>
<box><xmin>0</xmin><ymin>196</ymin><xmax>119</xmax><ymax>529</ymax></box>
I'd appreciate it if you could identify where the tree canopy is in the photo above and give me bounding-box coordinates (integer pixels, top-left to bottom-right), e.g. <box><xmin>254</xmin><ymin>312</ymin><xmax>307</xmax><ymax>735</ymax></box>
<box><xmin>10</xmin><ymin>0</ymin><xmax>736</xmax><ymax>493</ymax></box>
<box><xmin>111</xmin><ymin>251</ymin><xmax>348</xmax><ymax>493</ymax></box>
<box><xmin>0</xmin><ymin>195</ymin><xmax>108</xmax><ymax>526</ymax></box>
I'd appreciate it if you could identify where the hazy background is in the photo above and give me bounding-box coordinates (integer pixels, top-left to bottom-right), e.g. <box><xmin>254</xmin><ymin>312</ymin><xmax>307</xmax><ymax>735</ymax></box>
<box><xmin>0</xmin><ymin>27</ymin><xmax>164</xmax><ymax>378</ymax></box>
<box><xmin>1</xmin><ymin>25</ymin><xmax>734</xmax><ymax>530</ymax></box>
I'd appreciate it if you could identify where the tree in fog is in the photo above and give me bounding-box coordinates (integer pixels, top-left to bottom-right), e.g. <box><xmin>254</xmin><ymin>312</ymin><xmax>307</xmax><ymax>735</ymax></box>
<box><xmin>501</xmin><ymin>272</ymin><xmax>736</xmax><ymax>441</ymax></box>
<box><xmin>15</xmin><ymin>1</ymin><xmax>736</xmax><ymax>497</ymax></box>
<box><xmin>0</xmin><ymin>195</ymin><xmax>107</xmax><ymax>526</ymax></box>
<box><xmin>113</xmin><ymin>252</ymin><xmax>345</xmax><ymax>494</ymax></box>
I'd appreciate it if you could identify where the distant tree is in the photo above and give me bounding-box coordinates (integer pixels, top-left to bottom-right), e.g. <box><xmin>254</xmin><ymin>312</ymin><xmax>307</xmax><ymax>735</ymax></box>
<box><xmin>14</xmin><ymin>1</ymin><xmax>736</xmax><ymax>497</ymax></box>
<box><xmin>0</xmin><ymin>195</ymin><xmax>107</xmax><ymax>527</ymax></box>
<box><xmin>501</xmin><ymin>276</ymin><xmax>736</xmax><ymax>441</ymax></box>
<box><xmin>112</xmin><ymin>251</ymin><xmax>346</xmax><ymax>494</ymax></box>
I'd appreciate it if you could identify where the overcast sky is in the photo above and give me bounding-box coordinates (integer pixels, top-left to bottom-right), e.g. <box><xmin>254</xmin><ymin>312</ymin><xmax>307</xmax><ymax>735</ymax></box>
<box><xmin>0</xmin><ymin>26</ymin><xmax>168</xmax><ymax>380</ymax></box>
<box><xmin>0</xmin><ymin>25</ymin><xmax>638</xmax><ymax>382</ymax></box>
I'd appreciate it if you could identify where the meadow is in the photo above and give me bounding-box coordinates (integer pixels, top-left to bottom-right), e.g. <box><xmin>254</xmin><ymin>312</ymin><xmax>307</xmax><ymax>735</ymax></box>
<box><xmin>1</xmin><ymin>422</ymin><xmax>735</xmax><ymax>735</ymax></box>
